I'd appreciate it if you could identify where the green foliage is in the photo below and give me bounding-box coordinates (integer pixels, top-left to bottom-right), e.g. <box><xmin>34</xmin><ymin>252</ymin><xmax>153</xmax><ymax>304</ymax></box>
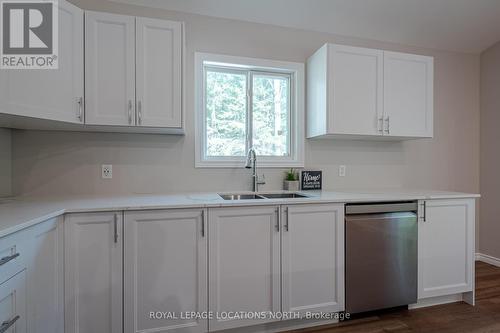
<box><xmin>205</xmin><ymin>70</ymin><xmax>246</xmax><ymax>157</ymax></box>
<box><xmin>285</xmin><ymin>168</ymin><xmax>298</xmax><ymax>181</ymax></box>
<box><xmin>252</xmin><ymin>75</ymin><xmax>289</xmax><ymax>156</ymax></box>
<box><xmin>205</xmin><ymin>69</ymin><xmax>290</xmax><ymax>157</ymax></box>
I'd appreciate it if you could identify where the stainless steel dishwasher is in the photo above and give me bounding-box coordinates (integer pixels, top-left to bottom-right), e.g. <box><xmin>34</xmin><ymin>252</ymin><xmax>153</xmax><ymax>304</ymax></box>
<box><xmin>345</xmin><ymin>202</ymin><xmax>418</xmax><ymax>314</ymax></box>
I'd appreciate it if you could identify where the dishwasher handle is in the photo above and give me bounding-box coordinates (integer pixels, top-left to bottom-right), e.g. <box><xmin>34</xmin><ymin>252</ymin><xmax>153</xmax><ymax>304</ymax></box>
<box><xmin>346</xmin><ymin>202</ymin><xmax>418</xmax><ymax>215</ymax></box>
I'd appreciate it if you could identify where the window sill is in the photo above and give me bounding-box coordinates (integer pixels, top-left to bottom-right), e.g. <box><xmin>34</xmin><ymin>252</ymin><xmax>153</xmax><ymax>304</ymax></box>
<box><xmin>195</xmin><ymin>160</ymin><xmax>305</xmax><ymax>168</ymax></box>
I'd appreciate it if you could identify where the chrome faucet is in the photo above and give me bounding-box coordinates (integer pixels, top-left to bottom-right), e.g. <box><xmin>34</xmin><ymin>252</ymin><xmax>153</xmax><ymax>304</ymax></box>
<box><xmin>245</xmin><ymin>147</ymin><xmax>265</xmax><ymax>192</ymax></box>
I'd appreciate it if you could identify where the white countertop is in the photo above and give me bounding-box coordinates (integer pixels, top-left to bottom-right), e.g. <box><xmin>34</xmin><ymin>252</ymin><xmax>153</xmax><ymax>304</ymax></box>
<box><xmin>0</xmin><ymin>189</ymin><xmax>480</xmax><ymax>238</ymax></box>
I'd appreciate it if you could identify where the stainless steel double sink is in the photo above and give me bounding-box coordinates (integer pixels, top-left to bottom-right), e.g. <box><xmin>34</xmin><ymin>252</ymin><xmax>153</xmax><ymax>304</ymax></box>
<box><xmin>219</xmin><ymin>192</ymin><xmax>309</xmax><ymax>200</ymax></box>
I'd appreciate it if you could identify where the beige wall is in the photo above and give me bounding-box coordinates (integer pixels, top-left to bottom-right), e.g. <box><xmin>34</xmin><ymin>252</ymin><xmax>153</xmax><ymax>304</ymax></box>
<box><xmin>0</xmin><ymin>128</ymin><xmax>12</xmax><ymax>197</ymax></box>
<box><xmin>11</xmin><ymin>0</ymin><xmax>480</xmax><ymax>199</ymax></box>
<box><xmin>479</xmin><ymin>41</ymin><xmax>500</xmax><ymax>258</ymax></box>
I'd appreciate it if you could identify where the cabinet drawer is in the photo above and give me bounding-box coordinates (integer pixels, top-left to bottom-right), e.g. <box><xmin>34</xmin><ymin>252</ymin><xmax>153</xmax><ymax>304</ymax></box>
<box><xmin>0</xmin><ymin>270</ymin><xmax>27</xmax><ymax>333</ymax></box>
<box><xmin>0</xmin><ymin>232</ymin><xmax>27</xmax><ymax>284</ymax></box>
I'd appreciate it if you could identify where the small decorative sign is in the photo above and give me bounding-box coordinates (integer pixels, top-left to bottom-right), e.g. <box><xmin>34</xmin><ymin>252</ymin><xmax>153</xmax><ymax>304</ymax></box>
<box><xmin>301</xmin><ymin>171</ymin><xmax>322</xmax><ymax>190</ymax></box>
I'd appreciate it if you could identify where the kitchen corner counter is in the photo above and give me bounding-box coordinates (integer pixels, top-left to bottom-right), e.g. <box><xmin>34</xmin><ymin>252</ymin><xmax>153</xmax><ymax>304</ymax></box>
<box><xmin>0</xmin><ymin>189</ymin><xmax>480</xmax><ymax>238</ymax></box>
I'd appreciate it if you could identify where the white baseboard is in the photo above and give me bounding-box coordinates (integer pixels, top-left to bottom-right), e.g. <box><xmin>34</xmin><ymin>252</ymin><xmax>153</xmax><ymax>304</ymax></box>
<box><xmin>476</xmin><ymin>253</ymin><xmax>500</xmax><ymax>267</ymax></box>
<box><xmin>409</xmin><ymin>293</ymin><xmax>463</xmax><ymax>309</ymax></box>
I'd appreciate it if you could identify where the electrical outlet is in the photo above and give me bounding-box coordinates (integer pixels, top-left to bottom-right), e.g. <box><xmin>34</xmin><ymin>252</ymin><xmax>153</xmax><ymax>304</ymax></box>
<box><xmin>102</xmin><ymin>165</ymin><xmax>112</xmax><ymax>179</ymax></box>
<box><xmin>339</xmin><ymin>165</ymin><xmax>346</xmax><ymax>177</ymax></box>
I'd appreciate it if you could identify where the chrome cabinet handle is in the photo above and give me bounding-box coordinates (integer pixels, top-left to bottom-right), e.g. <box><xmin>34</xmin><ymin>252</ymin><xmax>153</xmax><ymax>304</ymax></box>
<box><xmin>201</xmin><ymin>210</ymin><xmax>205</xmax><ymax>237</ymax></box>
<box><xmin>0</xmin><ymin>315</ymin><xmax>20</xmax><ymax>333</ymax></box>
<box><xmin>128</xmin><ymin>100</ymin><xmax>133</xmax><ymax>125</ymax></box>
<box><xmin>0</xmin><ymin>253</ymin><xmax>19</xmax><ymax>266</ymax></box>
<box><xmin>378</xmin><ymin>117</ymin><xmax>384</xmax><ymax>133</ymax></box>
<box><xmin>385</xmin><ymin>116</ymin><xmax>390</xmax><ymax>134</ymax></box>
<box><xmin>284</xmin><ymin>207</ymin><xmax>289</xmax><ymax>232</ymax></box>
<box><xmin>275</xmin><ymin>208</ymin><xmax>280</xmax><ymax>232</ymax></box>
<box><xmin>113</xmin><ymin>214</ymin><xmax>118</xmax><ymax>243</ymax></box>
<box><xmin>77</xmin><ymin>97</ymin><xmax>83</xmax><ymax>122</ymax></box>
<box><xmin>138</xmin><ymin>101</ymin><xmax>142</xmax><ymax>125</ymax></box>
<box><xmin>420</xmin><ymin>201</ymin><xmax>427</xmax><ymax>222</ymax></box>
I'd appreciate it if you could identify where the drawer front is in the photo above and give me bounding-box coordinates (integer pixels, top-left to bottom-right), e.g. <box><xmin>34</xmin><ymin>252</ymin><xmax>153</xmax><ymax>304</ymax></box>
<box><xmin>0</xmin><ymin>270</ymin><xmax>27</xmax><ymax>333</ymax></box>
<box><xmin>0</xmin><ymin>232</ymin><xmax>27</xmax><ymax>284</ymax></box>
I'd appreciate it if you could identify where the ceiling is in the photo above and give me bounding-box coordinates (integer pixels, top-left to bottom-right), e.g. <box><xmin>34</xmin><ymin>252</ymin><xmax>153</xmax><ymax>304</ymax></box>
<box><xmin>110</xmin><ymin>0</ymin><xmax>500</xmax><ymax>54</ymax></box>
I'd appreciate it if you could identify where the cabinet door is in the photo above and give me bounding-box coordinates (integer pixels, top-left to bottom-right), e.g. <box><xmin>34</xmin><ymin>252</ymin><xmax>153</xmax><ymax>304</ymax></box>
<box><xmin>27</xmin><ymin>218</ymin><xmax>64</xmax><ymax>333</ymax></box>
<box><xmin>1</xmin><ymin>0</ymin><xmax>83</xmax><ymax>123</ymax></box>
<box><xmin>208</xmin><ymin>206</ymin><xmax>280</xmax><ymax>331</ymax></box>
<box><xmin>64</xmin><ymin>212</ymin><xmax>123</xmax><ymax>333</ymax></box>
<box><xmin>328</xmin><ymin>44</ymin><xmax>383</xmax><ymax>136</ymax></box>
<box><xmin>418</xmin><ymin>199</ymin><xmax>474</xmax><ymax>299</ymax></box>
<box><xmin>384</xmin><ymin>51</ymin><xmax>433</xmax><ymax>138</ymax></box>
<box><xmin>124</xmin><ymin>209</ymin><xmax>207</xmax><ymax>333</ymax></box>
<box><xmin>136</xmin><ymin>17</ymin><xmax>182</xmax><ymax>128</ymax></box>
<box><xmin>0</xmin><ymin>230</ymin><xmax>27</xmax><ymax>285</ymax></box>
<box><xmin>85</xmin><ymin>11</ymin><xmax>135</xmax><ymax>126</ymax></box>
<box><xmin>0</xmin><ymin>271</ymin><xmax>27</xmax><ymax>333</ymax></box>
<box><xmin>282</xmin><ymin>204</ymin><xmax>345</xmax><ymax>314</ymax></box>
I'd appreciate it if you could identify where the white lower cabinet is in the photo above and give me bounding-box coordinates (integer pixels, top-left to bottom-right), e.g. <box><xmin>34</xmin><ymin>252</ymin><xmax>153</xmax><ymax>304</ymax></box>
<box><xmin>281</xmin><ymin>204</ymin><xmax>345</xmax><ymax>314</ymax></box>
<box><xmin>64</xmin><ymin>212</ymin><xmax>123</xmax><ymax>333</ymax></box>
<box><xmin>0</xmin><ymin>217</ymin><xmax>62</xmax><ymax>333</ymax></box>
<box><xmin>208</xmin><ymin>206</ymin><xmax>281</xmax><ymax>331</ymax></box>
<box><xmin>418</xmin><ymin>199</ymin><xmax>475</xmax><ymax>299</ymax></box>
<box><xmin>0</xmin><ymin>198</ymin><xmax>475</xmax><ymax>333</ymax></box>
<box><xmin>27</xmin><ymin>218</ymin><xmax>64</xmax><ymax>333</ymax></box>
<box><xmin>124</xmin><ymin>204</ymin><xmax>345</xmax><ymax>333</ymax></box>
<box><xmin>0</xmin><ymin>270</ymin><xmax>27</xmax><ymax>333</ymax></box>
<box><xmin>124</xmin><ymin>209</ymin><xmax>207</xmax><ymax>333</ymax></box>
<box><xmin>0</xmin><ymin>197</ymin><xmax>478</xmax><ymax>333</ymax></box>
<box><xmin>0</xmin><ymin>230</ymin><xmax>27</xmax><ymax>287</ymax></box>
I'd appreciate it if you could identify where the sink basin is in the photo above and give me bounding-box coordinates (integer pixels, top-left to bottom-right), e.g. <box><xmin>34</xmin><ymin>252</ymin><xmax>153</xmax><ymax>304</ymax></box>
<box><xmin>218</xmin><ymin>192</ymin><xmax>309</xmax><ymax>200</ymax></box>
<box><xmin>219</xmin><ymin>194</ymin><xmax>265</xmax><ymax>200</ymax></box>
<box><xmin>260</xmin><ymin>193</ymin><xmax>309</xmax><ymax>199</ymax></box>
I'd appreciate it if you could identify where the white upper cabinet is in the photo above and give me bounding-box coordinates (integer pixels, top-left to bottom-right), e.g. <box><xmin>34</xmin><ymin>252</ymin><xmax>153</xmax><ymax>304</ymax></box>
<box><xmin>0</xmin><ymin>6</ymin><xmax>184</xmax><ymax>133</ymax></box>
<box><xmin>85</xmin><ymin>12</ymin><xmax>183</xmax><ymax>130</ymax></box>
<box><xmin>1</xmin><ymin>0</ymin><xmax>84</xmax><ymax>124</ymax></box>
<box><xmin>329</xmin><ymin>45</ymin><xmax>383</xmax><ymax>136</ymax></box>
<box><xmin>384</xmin><ymin>51</ymin><xmax>434</xmax><ymax>138</ymax></box>
<box><xmin>312</xmin><ymin>44</ymin><xmax>384</xmax><ymax>136</ymax></box>
<box><xmin>136</xmin><ymin>17</ymin><xmax>183</xmax><ymax>128</ymax></box>
<box><xmin>85</xmin><ymin>11</ymin><xmax>136</xmax><ymax>126</ymax></box>
<box><xmin>307</xmin><ymin>43</ymin><xmax>434</xmax><ymax>139</ymax></box>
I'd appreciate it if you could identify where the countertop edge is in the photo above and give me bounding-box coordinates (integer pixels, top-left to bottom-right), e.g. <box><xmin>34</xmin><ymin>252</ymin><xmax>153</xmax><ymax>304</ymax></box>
<box><xmin>0</xmin><ymin>191</ymin><xmax>480</xmax><ymax>238</ymax></box>
<box><xmin>0</xmin><ymin>209</ymin><xmax>66</xmax><ymax>238</ymax></box>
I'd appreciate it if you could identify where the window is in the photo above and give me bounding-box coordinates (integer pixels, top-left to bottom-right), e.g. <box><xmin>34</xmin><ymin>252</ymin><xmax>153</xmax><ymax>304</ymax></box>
<box><xmin>195</xmin><ymin>53</ymin><xmax>304</xmax><ymax>167</ymax></box>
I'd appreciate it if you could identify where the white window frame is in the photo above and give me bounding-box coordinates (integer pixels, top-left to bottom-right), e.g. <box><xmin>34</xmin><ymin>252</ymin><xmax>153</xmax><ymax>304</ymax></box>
<box><xmin>195</xmin><ymin>52</ymin><xmax>305</xmax><ymax>168</ymax></box>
